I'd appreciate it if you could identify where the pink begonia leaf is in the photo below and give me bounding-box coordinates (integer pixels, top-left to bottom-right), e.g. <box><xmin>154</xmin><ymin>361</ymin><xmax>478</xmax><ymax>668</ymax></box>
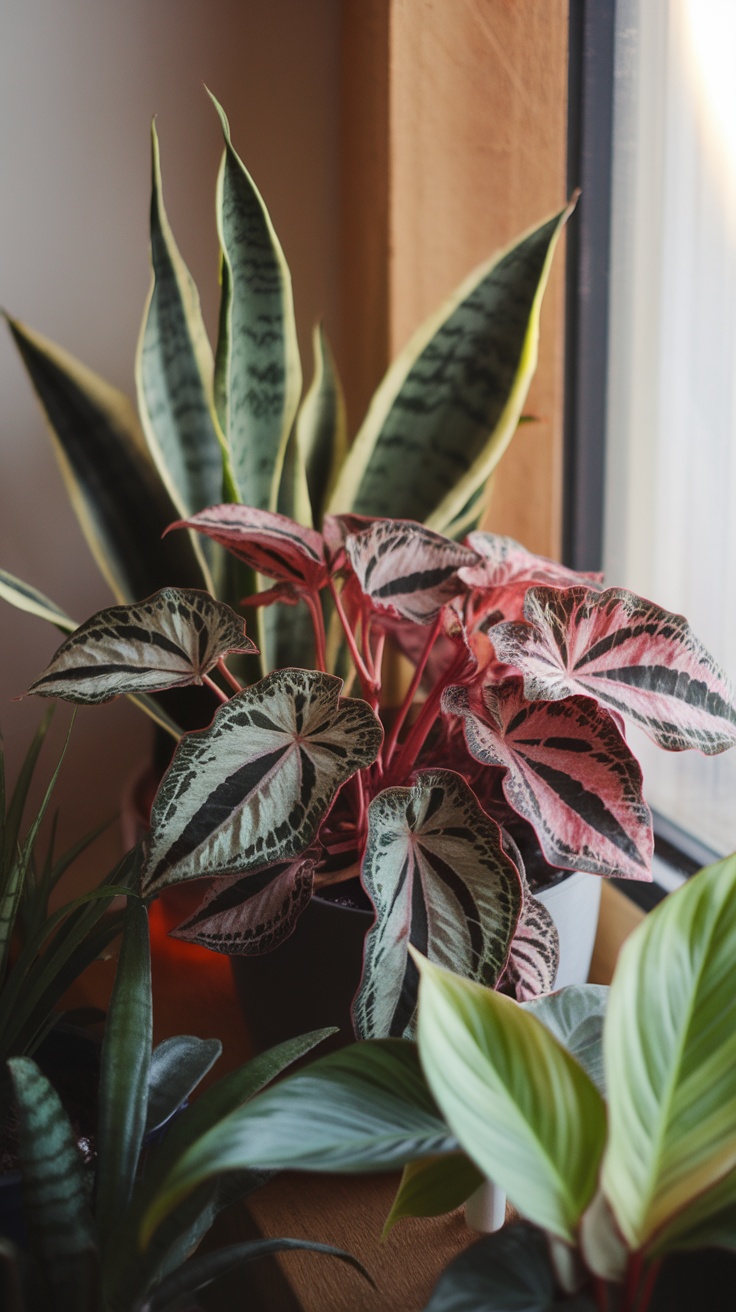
<box><xmin>345</xmin><ymin>519</ymin><xmax>481</xmax><ymax>625</ymax></box>
<box><xmin>460</xmin><ymin>532</ymin><xmax>603</xmax><ymax>625</ymax></box>
<box><xmin>171</xmin><ymin>852</ymin><xmax>317</xmax><ymax>955</ymax></box>
<box><xmin>322</xmin><ymin>512</ymin><xmax>378</xmax><ymax>565</ymax></box>
<box><xmin>442</xmin><ymin>679</ymin><xmax>653</xmax><ymax>882</ymax></box>
<box><xmin>500</xmin><ymin>894</ymin><xmax>560</xmax><ymax>1001</ymax></box>
<box><xmin>240</xmin><ymin>582</ymin><xmax>302</xmax><ymax>609</ymax></box>
<box><xmin>26</xmin><ymin>588</ymin><xmax>257</xmax><ymax>704</ymax></box>
<box><xmin>168</xmin><ymin>505</ymin><xmax>329</xmax><ymax>591</ymax></box>
<box><xmin>489</xmin><ymin>585</ymin><xmax>736</xmax><ymax>755</ymax></box>
<box><xmin>353</xmin><ymin>768</ymin><xmax>522</xmax><ymax>1039</ymax></box>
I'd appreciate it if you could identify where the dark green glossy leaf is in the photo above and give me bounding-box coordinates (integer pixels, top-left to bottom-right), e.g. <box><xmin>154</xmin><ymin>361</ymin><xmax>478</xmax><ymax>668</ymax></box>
<box><xmin>423</xmin><ymin>1226</ymin><xmax>596</xmax><ymax>1311</ymax></box>
<box><xmin>145</xmin><ymin>1035</ymin><xmax>222</xmax><ymax>1136</ymax></box>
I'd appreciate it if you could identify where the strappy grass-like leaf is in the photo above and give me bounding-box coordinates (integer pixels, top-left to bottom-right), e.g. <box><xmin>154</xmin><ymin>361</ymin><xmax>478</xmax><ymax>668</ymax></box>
<box><xmin>5</xmin><ymin>316</ymin><xmax>206</xmax><ymax>604</ymax></box>
<box><xmin>210</xmin><ymin>91</ymin><xmax>302</xmax><ymax>510</ymax></box>
<box><xmin>140</xmin><ymin>669</ymin><xmax>382</xmax><ymax>894</ymax></box>
<box><xmin>138</xmin><ymin>1039</ymin><xmax>458</xmax><ymax>1245</ymax></box>
<box><xmin>354</xmin><ymin>770</ymin><xmax>522</xmax><ymax>1039</ymax></box>
<box><xmin>95</xmin><ymin>899</ymin><xmax>152</xmax><ymax>1257</ymax></box>
<box><xmin>327</xmin><ymin>204</ymin><xmax>574</xmax><ymax>530</ymax></box>
<box><xmin>136</xmin><ymin>122</ymin><xmax>232</xmax><ymax>569</ymax></box>
<box><xmin>489</xmin><ymin>586</ymin><xmax>736</xmax><ymax>754</ymax></box>
<box><xmin>7</xmin><ymin>1057</ymin><xmax>98</xmax><ymax>1312</ymax></box>
<box><xmin>27</xmin><ymin>588</ymin><xmax>256</xmax><ymax>705</ymax></box>
<box><xmin>0</xmin><ymin>568</ymin><xmax>77</xmax><ymax>634</ymax></box>
<box><xmin>602</xmin><ymin>853</ymin><xmax>736</xmax><ymax>1256</ymax></box>
<box><xmin>297</xmin><ymin>323</ymin><xmax>348</xmax><ymax>526</ymax></box>
<box><xmin>414</xmin><ymin>954</ymin><xmax>607</xmax><ymax>1244</ymax></box>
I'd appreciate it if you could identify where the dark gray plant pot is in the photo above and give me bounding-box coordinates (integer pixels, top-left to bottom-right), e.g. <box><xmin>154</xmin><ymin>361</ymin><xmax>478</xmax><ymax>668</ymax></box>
<box><xmin>230</xmin><ymin>892</ymin><xmax>373</xmax><ymax>1055</ymax></box>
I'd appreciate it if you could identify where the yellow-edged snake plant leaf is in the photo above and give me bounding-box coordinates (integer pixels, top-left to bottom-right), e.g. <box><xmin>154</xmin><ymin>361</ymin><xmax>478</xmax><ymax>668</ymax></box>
<box><xmin>414</xmin><ymin>954</ymin><xmax>607</xmax><ymax>1244</ymax></box>
<box><xmin>353</xmin><ymin>770</ymin><xmax>523</xmax><ymax>1040</ymax></box>
<box><xmin>489</xmin><ymin>585</ymin><xmax>736</xmax><ymax>754</ymax></box>
<box><xmin>140</xmin><ymin>669</ymin><xmax>382</xmax><ymax>894</ymax></box>
<box><xmin>297</xmin><ymin>323</ymin><xmax>348</xmax><ymax>526</ymax></box>
<box><xmin>209</xmin><ymin>92</ymin><xmax>302</xmax><ymax>511</ymax></box>
<box><xmin>602</xmin><ymin>853</ymin><xmax>736</xmax><ymax>1256</ymax></box>
<box><xmin>5</xmin><ymin>316</ymin><xmax>206</xmax><ymax>603</ymax></box>
<box><xmin>136</xmin><ymin>123</ymin><xmax>234</xmax><ymax>539</ymax></box>
<box><xmin>0</xmin><ymin>567</ymin><xmax>77</xmax><ymax>633</ymax></box>
<box><xmin>327</xmin><ymin>202</ymin><xmax>574</xmax><ymax>531</ymax></box>
<box><xmin>27</xmin><ymin>588</ymin><xmax>256</xmax><ymax>704</ymax></box>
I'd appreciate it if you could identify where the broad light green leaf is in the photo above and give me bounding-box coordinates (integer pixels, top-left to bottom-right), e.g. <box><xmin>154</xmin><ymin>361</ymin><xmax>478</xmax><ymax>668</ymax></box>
<box><xmin>327</xmin><ymin>204</ymin><xmax>574</xmax><ymax>531</ymax></box>
<box><xmin>423</xmin><ymin>1226</ymin><xmax>596</xmax><ymax>1312</ymax></box>
<box><xmin>602</xmin><ymin>854</ymin><xmax>736</xmax><ymax>1254</ymax></box>
<box><xmin>0</xmin><ymin>568</ymin><xmax>77</xmax><ymax>633</ymax></box>
<box><xmin>384</xmin><ymin>1154</ymin><xmax>484</xmax><ymax>1236</ymax></box>
<box><xmin>140</xmin><ymin>669</ymin><xmax>382</xmax><ymax>894</ymax></box>
<box><xmin>8</xmin><ymin>1057</ymin><xmax>98</xmax><ymax>1312</ymax></box>
<box><xmin>209</xmin><ymin>92</ymin><xmax>302</xmax><ymax>510</ymax></box>
<box><xmin>415</xmin><ymin>955</ymin><xmax>606</xmax><ymax>1244</ymax></box>
<box><xmin>95</xmin><ymin>900</ymin><xmax>152</xmax><ymax>1257</ymax></box>
<box><xmin>139</xmin><ymin>1039</ymin><xmax>459</xmax><ymax>1245</ymax></box>
<box><xmin>354</xmin><ymin>771</ymin><xmax>522</xmax><ymax>1039</ymax></box>
<box><xmin>297</xmin><ymin>323</ymin><xmax>348</xmax><ymax>526</ymax></box>
<box><xmin>27</xmin><ymin>588</ymin><xmax>256</xmax><ymax>704</ymax></box>
<box><xmin>5</xmin><ymin>315</ymin><xmax>206</xmax><ymax>603</ymax></box>
<box><xmin>523</xmin><ymin>985</ymin><xmax>608</xmax><ymax>1094</ymax></box>
<box><xmin>136</xmin><ymin>122</ymin><xmax>232</xmax><ymax>570</ymax></box>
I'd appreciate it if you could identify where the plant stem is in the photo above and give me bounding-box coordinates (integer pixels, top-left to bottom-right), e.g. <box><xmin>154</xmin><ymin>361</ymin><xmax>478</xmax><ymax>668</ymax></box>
<box><xmin>329</xmin><ymin>579</ymin><xmax>374</xmax><ymax>689</ymax></box>
<box><xmin>632</xmin><ymin>1257</ymin><xmax>662</xmax><ymax>1312</ymax></box>
<box><xmin>202</xmin><ymin>674</ymin><xmax>229</xmax><ymax>704</ymax></box>
<box><xmin>383</xmin><ymin>615</ymin><xmax>443</xmax><ymax>767</ymax></box>
<box><xmin>216</xmin><ymin>658</ymin><xmax>243</xmax><ymax>694</ymax></box>
<box><xmin>305</xmin><ymin>591</ymin><xmax>328</xmax><ymax>672</ymax></box>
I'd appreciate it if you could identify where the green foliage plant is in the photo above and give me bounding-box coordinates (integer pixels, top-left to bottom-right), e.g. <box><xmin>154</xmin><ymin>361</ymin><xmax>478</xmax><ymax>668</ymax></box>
<box><xmin>6</xmin><ymin>899</ymin><xmax>368</xmax><ymax>1312</ymax></box>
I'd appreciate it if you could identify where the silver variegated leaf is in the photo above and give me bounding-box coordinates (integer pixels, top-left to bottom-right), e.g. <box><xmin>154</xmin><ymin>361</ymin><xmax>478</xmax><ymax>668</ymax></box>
<box><xmin>141</xmin><ymin>670</ymin><xmax>383</xmax><ymax>893</ymax></box>
<box><xmin>27</xmin><ymin>588</ymin><xmax>256</xmax><ymax>704</ymax></box>
<box><xmin>443</xmin><ymin>680</ymin><xmax>653</xmax><ymax>882</ymax></box>
<box><xmin>345</xmin><ymin>520</ymin><xmax>480</xmax><ymax>624</ymax></box>
<box><xmin>171</xmin><ymin>852</ymin><xmax>317</xmax><ymax>954</ymax></box>
<box><xmin>353</xmin><ymin>769</ymin><xmax>522</xmax><ymax>1040</ymax></box>
<box><xmin>489</xmin><ymin>586</ymin><xmax>736</xmax><ymax>754</ymax></box>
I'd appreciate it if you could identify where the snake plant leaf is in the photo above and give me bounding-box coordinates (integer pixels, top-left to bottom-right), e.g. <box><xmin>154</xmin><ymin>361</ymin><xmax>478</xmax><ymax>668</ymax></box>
<box><xmin>145</xmin><ymin>1036</ymin><xmax>223</xmax><ymax>1136</ymax></box>
<box><xmin>136</xmin><ymin>122</ymin><xmax>232</xmax><ymax>538</ymax></box>
<box><xmin>523</xmin><ymin>985</ymin><xmax>608</xmax><ymax>1095</ymax></box>
<box><xmin>171</xmin><ymin>505</ymin><xmax>329</xmax><ymax>591</ymax></box>
<box><xmin>276</xmin><ymin>419</ymin><xmax>313</xmax><ymax>528</ymax></box>
<box><xmin>353</xmin><ymin>770</ymin><xmax>522</xmax><ymax>1040</ymax></box>
<box><xmin>443</xmin><ymin>680</ymin><xmax>653</xmax><ymax>881</ymax></box>
<box><xmin>209</xmin><ymin>92</ymin><xmax>302</xmax><ymax>509</ymax></box>
<box><xmin>144</xmin><ymin>1237</ymin><xmax>371</xmax><ymax>1311</ymax></box>
<box><xmin>327</xmin><ymin>203</ymin><xmax>573</xmax><ymax>530</ymax></box>
<box><xmin>501</xmin><ymin>892</ymin><xmax>559</xmax><ymax>1001</ymax></box>
<box><xmin>171</xmin><ymin>851</ymin><xmax>317</xmax><ymax>954</ymax></box>
<box><xmin>140</xmin><ymin>669</ymin><xmax>382</xmax><ymax>894</ymax></box>
<box><xmin>345</xmin><ymin>521</ymin><xmax>480</xmax><ymax>625</ymax></box>
<box><xmin>95</xmin><ymin>900</ymin><xmax>152</xmax><ymax>1257</ymax></box>
<box><xmin>490</xmin><ymin>586</ymin><xmax>736</xmax><ymax>755</ymax></box>
<box><xmin>601</xmin><ymin>853</ymin><xmax>736</xmax><ymax>1255</ymax></box>
<box><xmin>423</xmin><ymin>1226</ymin><xmax>597</xmax><ymax>1312</ymax></box>
<box><xmin>0</xmin><ymin>568</ymin><xmax>77</xmax><ymax>633</ymax></box>
<box><xmin>297</xmin><ymin>323</ymin><xmax>348</xmax><ymax>526</ymax></box>
<box><xmin>414</xmin><ymin>955</ymin><xmax>607</xmax><ymax>1244</ymax></box>
<box><xmin>7</xmin><ymin>1057</ymin><xmax>98</xmax><ymax>1312</ymax></box>
<box><xmin>383</xmin><ymin>1153</ymin><xmax>484</xmax><ymax>1236</ymax></box>
<box><xmin>26</xmin><ymin>588</ymin><xmax>256</xmax><ymax>704</ymax></box>
<box><xmin>139</xmin><ymin>1039</ymin><xmax>459</xmax><ymax>1243</ymax></box>
<box><xmin>5</xmin><ymin>316</ymin><xmax>207</xmax><ymax>602</ymax></box>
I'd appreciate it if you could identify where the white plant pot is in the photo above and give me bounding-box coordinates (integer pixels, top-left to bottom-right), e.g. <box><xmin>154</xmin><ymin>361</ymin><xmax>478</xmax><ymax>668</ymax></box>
<box><xmin>464</xmin><ymin>870</ymin><xmax>603</xmax><ymax>1233</ymax></box>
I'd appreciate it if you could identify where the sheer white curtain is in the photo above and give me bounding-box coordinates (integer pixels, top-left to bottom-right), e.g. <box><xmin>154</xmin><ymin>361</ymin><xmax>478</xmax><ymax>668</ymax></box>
<box><xmin>605</xmin><ymin>0</ymin><xmax>736</xmax><ymax>853</ymax></box>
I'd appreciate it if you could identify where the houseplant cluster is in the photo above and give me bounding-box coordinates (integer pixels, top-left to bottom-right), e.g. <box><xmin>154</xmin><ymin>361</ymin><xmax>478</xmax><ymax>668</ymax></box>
<box><xmin>3</xmin><ymin>95</ymin><xmax>736</xmax><ymax>1306</ymax></box>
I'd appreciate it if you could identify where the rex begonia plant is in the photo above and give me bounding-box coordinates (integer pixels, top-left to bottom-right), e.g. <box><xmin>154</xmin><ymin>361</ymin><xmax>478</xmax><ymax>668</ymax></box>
<box><xmin>23</xmin><ymin>505</ymin><xmax>736</xmax><ymax>1041</ymax></box>
<box><xmin>4</xmin><ymin>97</ymin><xmax>736</xmax><ymax>1040</ymax></box>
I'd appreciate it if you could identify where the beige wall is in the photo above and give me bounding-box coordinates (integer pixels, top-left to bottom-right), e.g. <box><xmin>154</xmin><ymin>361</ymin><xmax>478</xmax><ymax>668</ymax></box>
<box><xmin>0</xmin><ymin>0</ymin><xmax>341</xmax><ymax>882</ymax></box>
